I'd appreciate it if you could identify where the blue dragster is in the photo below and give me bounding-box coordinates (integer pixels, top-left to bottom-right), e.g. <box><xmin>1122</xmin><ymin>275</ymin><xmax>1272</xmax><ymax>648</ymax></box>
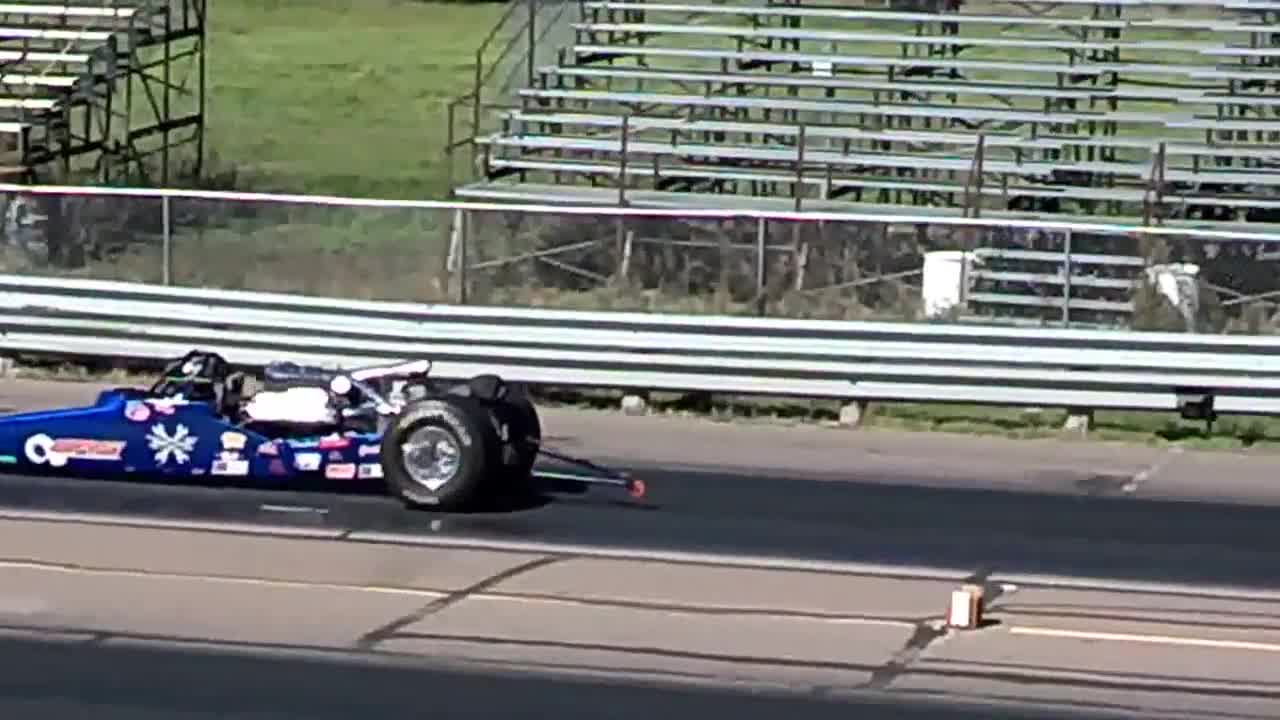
<box><xmin>0</xmin><ymin>350</ymin><xmax>646</xmax><ymax>510</ymax></box>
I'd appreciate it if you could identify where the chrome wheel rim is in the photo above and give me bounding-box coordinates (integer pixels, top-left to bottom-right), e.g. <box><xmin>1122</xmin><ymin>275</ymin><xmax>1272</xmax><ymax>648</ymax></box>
<box><xmin>401</xmin><ymin>426</ymin><xmax>461</xmax><ymax>491</ymax></box>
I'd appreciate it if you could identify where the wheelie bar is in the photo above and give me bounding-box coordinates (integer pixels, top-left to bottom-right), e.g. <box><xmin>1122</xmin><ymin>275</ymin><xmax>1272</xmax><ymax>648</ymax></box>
<box><xmin>533</xmin><ymin>447</ymin><xmax>648</xmax><ymax>500</ymax></box>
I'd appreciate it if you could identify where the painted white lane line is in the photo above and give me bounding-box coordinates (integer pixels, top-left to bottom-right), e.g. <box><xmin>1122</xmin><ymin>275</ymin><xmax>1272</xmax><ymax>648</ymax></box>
<box><xmin>1011</xmin><ymin>626</ymin><xmax>1280</xmax><ymax>653</ymax></box>
<box><xmin>260</xmin><ymin>504</ymin><xmax>329</xmax><ymax>515</ymax></box>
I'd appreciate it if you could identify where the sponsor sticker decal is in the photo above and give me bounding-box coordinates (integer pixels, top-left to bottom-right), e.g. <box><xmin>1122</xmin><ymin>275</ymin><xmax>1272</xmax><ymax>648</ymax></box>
<box><xmin>147</xmin><ymin>423</ymin><xmax>196</xmax><ymax>466</ymax></box>
<box><xmin>211</xmin><ymin>459</ymin><xmax>249</xmax><ymax>476</ymax></box>
<box><xmin>24</xmin><ymin>435</ymin><xmax>126</xmax><ymax>466</ymax></box>
<box><xmin>257</xmin><ymin>442</ymin><xmax>279</xmax><ymax>457</ymax></box>
<box><xmin>124</xmin><ymin>401</ymin><xmax>151</xmax><ymax>422</ymax></box>
<box><xmin>325</xmin><ymin>463</ymin><xmax>356</xmax><ymax>480</ymax></box>
<box><xmin>0</xmin><ymin>455</ymin><xmax>15</xmax><ymax>464</ymax></box>
<box><xmin>357</xmin><ymin>463</ymin><xmax>383</xmax><ymax>480</ymax></box>
<box><xmin>294</xmin><ymin>452</ymin><xmax>321</xmax><ymax>471</ymax></box>
<box><xmin>220</xmin><ymin>432</ymin><xmax>247</xmax><ymax>451</ymax></box>
<box><xmin>317</xmin><ymin>435</ymin><xmax>351</xmax><ymax>450</ymax></box>
<box><xmin>358</xmin><ymin>444</ymin><xmax>379</xmax><ymax>457</ymax></box>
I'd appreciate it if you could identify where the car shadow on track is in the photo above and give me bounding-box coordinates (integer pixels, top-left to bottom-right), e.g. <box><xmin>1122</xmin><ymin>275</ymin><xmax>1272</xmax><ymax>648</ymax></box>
<box><xmin>0</xmin><ymin>465</ymin><xmax>565</xmax><ymax>514</ymax></box>
<box><xmin>535</xmin><ymin>462</ymin><xmax>1280</xmax><ymax>592</ymax></box>
<box><xmin>4</xmin><ymin>458</ymin><xmax>1280</xmax><ymax>592</ymax></box>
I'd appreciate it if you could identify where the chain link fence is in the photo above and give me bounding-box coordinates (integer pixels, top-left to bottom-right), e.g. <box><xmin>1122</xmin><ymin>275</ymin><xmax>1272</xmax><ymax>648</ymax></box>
<box><xmin>3</xmin><ymin>186</ymin><xmax>1279</xmax><ymax>333</ymax></box>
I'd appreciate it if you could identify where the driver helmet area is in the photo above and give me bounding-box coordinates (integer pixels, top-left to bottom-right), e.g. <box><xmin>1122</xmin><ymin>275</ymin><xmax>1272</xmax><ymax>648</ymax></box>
<box><xmin>151</xmin><ymin>350</ymin><xmax>234</xmax><ymax>403</ymax></box>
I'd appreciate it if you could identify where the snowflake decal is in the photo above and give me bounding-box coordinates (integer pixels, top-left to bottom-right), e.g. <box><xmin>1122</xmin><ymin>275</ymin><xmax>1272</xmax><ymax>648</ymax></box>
<box><xmin>147</xmin><ymin>423</ymin><xmax>196</xmax><ymax>466</ymax></box>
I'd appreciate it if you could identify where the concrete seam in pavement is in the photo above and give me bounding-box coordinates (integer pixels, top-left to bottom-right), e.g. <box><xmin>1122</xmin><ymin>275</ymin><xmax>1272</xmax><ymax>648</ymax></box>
<box><xmin>352</xmin><ymin>554</ymin><xmax>568</xmax><ymax>651</ymax></box>
<box><xmin>0</xmin><ymin>556</ymin><xmax>920</xmax><ymax>627</ymax></box>
<box><xmin>861</xmin><ymin>617</ymin><xmax>951</xmax><ymax>691</ymax></box>
<box><xmin>1121</xmin><ymin>447</ymin><xmax>1182</xmax><ymax>494</ymax></box>
<box><xmin>476</xmin><ymin>590</ymin><xmax>922</xmax><ymax>626</ymax></box>
<box><xmin>860</xmin><ymin>565</ymin><xmax>1018</xmax><ymax>692</ymax></box>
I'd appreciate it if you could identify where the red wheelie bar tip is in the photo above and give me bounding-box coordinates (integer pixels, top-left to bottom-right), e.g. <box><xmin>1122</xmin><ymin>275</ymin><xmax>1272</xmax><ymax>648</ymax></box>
<box><xmin>625</xmin><ymin>477</ymin><xmax>647</xmax><ymax>499</ymax></box>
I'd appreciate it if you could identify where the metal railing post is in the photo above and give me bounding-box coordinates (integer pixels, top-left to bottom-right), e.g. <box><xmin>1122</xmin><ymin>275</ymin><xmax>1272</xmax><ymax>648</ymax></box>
<box><xmin>161</xmin><ymin>194</ymin><xmax>172</xmax><ymax>286</ymax></box>
<box><xmin>618</xmin><ymin>114</ymin><xmax>629</xmax><ymax>206</ymax></box>
<box><xmin>457</xmin><ymin>209</ymin><xmax>469</xmax><ymax>305</ymax></box>
<box><xmin>1062</xmin><ymin>228</ymin><xmax>1073</xmax><ymax>327</ymax></box>
<box><xmin>756</xmin><ymin>216</ymin><xmax>767</xmax><ymax>316</ymax></box>
<box><xmin>793</xmin><ymin>123</ymin><xmax>806</xmax><ymax>213</ymax></box>
<box><xmin>527</xmin><ymin>0</ymin><xmax>537</xmax><ymax>86</ymax></box>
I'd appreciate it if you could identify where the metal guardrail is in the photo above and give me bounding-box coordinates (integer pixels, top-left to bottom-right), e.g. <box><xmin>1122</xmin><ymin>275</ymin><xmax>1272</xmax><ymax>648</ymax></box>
<box><xmin>3</xmin><ymin>274</ymin><xmax>1280</xmax><ymax>418</ymax></box>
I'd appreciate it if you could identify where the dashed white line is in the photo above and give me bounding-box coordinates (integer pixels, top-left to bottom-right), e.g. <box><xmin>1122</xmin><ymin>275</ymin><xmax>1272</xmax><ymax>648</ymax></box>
<box><xmin>1010</xmin><ymin>626</ymin><xmax>1280</xmax><ymax>653</ymax></box>
<box><xmin>260</xmin><ymin>504</ymin><xmax>329</xmax><ymax>515</ymax></box>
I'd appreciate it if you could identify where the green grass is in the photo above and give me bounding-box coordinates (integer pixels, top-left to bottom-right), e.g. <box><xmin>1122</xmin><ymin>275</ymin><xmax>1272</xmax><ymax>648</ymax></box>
<box><xmin>203</xmin><ymin>0</ymin><xmax>505</xmax><ymax>199</ymax></box>
<box><xmin>533</xmin><ymin>387</ymin><xmax>1280</xmax><ymax>452</ymax></box>
<box><xmin>864</xmin><ymin>404</ymin><xmax>1280</xmax><ymax>453</ymax></box>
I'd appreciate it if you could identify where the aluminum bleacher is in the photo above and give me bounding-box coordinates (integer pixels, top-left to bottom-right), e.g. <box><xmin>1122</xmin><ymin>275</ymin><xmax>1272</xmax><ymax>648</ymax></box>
<box><xmin>0</xmin><ymin>1</ymin><xmax>205</xmax><ymax>184</ymax></box>
<box><xmin>450</xmin><ymin>0</ymin><xmax>1280</xmax><ymax>230</ymax></box>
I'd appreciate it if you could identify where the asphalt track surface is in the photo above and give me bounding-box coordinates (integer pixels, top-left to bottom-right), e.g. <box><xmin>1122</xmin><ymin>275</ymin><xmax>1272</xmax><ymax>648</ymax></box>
<box><xmin>2</xmin><ymin>379</ymin><xmax>1280</xmax><ymax>719</ymax></box>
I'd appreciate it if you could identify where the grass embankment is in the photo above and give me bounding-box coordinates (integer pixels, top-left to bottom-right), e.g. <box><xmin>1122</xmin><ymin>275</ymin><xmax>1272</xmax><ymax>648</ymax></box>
<box><xmin>206</xmin><ymin>0</ymin><xmax>503</xmax><ymax>200</ymax></box>
<box><xmin>17</xmin><ymin>0</ymin><xmax>1269</xmax><ymax>449</ymax></box>
<box><xmin>30</xmin><ymin>1</ymin><xmax>503</xmax><ymax>299</ymax></box>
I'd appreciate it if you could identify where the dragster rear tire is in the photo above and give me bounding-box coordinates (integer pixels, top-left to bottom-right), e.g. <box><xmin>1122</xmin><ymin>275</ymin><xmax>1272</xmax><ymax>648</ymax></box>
<box><xmin>495</xmin><ymin>382</ymin><xmax>541</xmax><ymax>485</ymax></box>
<box><xmin>441</xmin><ymin>375</ymin><xmax>542</xmax><ymax>489</ymax></box>
<box><xmin>381</xmin><ymin>396</ymin><xmax>499</xmax><ymax>511</ymax></box>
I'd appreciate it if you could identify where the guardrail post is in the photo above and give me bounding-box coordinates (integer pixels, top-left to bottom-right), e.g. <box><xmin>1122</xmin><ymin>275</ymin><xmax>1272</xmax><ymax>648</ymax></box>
<box><xmin>838</xmin><ymin>399</ymin><xmax>870</xmax><ymax>428</ymax></box>
<box><xmin>620</xmin><ymin>392</ymin><xmax>648</xmax><ymax>415</ymax></box>
<box><xmin>161</xmin><ymin>194</ymin><xmax>172</xmax><ymax>286</ymax></box>
<box><xmin>1063</xmin><ymin>407</ymin><xmax>1093</xmax><ymax>435</ymax></box>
